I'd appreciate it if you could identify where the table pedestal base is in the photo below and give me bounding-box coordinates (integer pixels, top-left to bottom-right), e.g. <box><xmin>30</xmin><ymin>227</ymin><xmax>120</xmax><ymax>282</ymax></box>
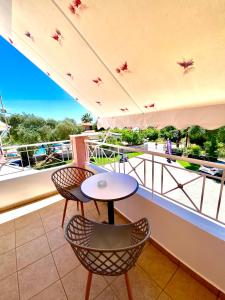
<box><xmin>107</xmin><ymin>202</ymin><xmax>114</xmax><ymax>224</ymax></box>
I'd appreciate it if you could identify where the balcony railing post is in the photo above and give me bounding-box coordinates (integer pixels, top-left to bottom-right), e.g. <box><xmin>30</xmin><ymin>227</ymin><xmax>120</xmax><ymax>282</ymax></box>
<box><xmin>26</xmin><ymin>146</ymin><xmax>31</xmax><ymax>168</ymax></box>
<box><xmin>152</xmin><ymin>155</ymin><xmax>154</xmax><ymax>198</ymax></box>
<box><xmin>216</xmin><ymin>169</ymin><xmax>225</xmax><ymax>220</ymax></box>
<box><xmin>118</xmin><ymin>147</ymin><xmax>121</xmax><ymax>173</ymax></box>
<box><xmin>70</xmin><ymin>135</ymin><xmax>89</xmax><ymax>168</ymax></box>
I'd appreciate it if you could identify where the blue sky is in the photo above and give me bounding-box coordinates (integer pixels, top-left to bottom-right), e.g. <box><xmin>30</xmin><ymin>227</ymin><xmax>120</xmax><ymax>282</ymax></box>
<box><xmin>0</xmin><ymin>36</ymin><xmax>89</xmax><ymax>122</ymax></box>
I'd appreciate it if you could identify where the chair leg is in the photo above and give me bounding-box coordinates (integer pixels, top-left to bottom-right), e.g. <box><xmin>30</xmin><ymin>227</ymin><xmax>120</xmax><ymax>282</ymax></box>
<box><xmin>94</xmin><ymin>200</ymin><xmax>100</xmax><ymax>215</ymax></box>
<box><xmin>62</xmin><ymin>199</ymin><xmax>68</xmax><ymax>228</ymax></box>
<box><xmin>81</xmin><ymin>202</ymin><xmax>85</xmax><ymax>217</ymax></box>
<box><xmin>77</xmin><ymin>201</ymin><xmax>79</xmax><ymax>211</ymax></box>
<box><xmin>85</xmin><ymin>271</ymin><xmax>93</xmax><ymax>300</ymax></box>
<box><xmin>125</xmin><ymin>273</ymin><xmax>133</xmax><ymax>300</ymax></box>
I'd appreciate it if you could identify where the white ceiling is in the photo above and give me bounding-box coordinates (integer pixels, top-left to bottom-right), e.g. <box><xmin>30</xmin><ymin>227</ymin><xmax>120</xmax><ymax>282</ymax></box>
<box><xmin>0</xmin><ymin>0</ymin><xmax>225</xmax><ymax>127</ymax></box>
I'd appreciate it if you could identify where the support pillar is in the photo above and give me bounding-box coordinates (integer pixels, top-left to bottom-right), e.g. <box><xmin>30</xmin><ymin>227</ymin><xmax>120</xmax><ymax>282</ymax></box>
<box><xmin>70</xmin><ymin>135</ymin><xmax>89</xmax><ymax>168</ymax></box>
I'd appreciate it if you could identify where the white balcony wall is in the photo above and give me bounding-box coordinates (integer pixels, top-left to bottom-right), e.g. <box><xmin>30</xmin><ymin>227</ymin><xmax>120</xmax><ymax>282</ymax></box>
<box><xmin>0</xmin><ymin>167</ymin><xmax>60</xmax><ymax>211</ymax></box>
<box><xmin>90</xmin><ymin>164</ymin><xmax>225</xmax><ymax>293</ymax></box>
<box><xmin>115</xmin><ymin>188</ymin><xmax>225</xmax><ymax>293</ymax></box>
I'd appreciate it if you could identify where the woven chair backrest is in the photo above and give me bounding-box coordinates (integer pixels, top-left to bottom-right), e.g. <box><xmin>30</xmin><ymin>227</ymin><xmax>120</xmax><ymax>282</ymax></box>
<box><xmin>65</xmin><ymin>215</ymin><xmax>150</xmax><ymax>276</ymax></box>
<box><xmin>51</xmin><ymin>167</ymin><xmax>93</xmax><ymax>199</ymax></box>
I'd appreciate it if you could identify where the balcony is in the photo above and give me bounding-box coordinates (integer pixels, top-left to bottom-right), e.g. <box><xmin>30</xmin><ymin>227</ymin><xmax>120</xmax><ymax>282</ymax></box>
<box><xmin>1</xmin><ymin>1</ymin><xmax>225</xmax><ymax>298</ymax></box>
<box><xmin>0</xmin><ymin>195</ymin><xmax>221</xmax><ymax>300</ymax></box>
<box><xmin>0</xmin><ymin>135</ymin><xmax>225</xmax><ymax>299</ymax></box>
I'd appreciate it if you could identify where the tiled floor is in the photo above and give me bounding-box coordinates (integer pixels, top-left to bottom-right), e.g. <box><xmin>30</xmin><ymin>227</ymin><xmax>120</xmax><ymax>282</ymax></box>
<box><xmin>0</xmin><ymin>196</ymin><xmax>219</xmax><ymax>300</ymax></box>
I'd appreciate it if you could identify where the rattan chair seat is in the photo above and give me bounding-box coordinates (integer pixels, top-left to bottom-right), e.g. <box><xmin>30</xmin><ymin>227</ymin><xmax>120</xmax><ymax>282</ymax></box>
<box><xmin>66</xmin><ymin>186</ymin><xmax>92</xmax><ymax>203</ymax></box>
<box><xmin>65</xmin><ymin>215</ymin><xmax>150</xmax><ymax>276</ymax></box>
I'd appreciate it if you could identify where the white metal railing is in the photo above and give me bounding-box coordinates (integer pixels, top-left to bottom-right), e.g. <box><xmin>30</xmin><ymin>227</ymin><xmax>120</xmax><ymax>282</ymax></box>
<box><xmin>86</xmin><ymin>140</ymin><xmax>225</xmax><ymax>225</ymax></box>
<box><xmin>0</xmin><ymin>140</ymin><xmax>72</xmax><ymax>176</ymax></box>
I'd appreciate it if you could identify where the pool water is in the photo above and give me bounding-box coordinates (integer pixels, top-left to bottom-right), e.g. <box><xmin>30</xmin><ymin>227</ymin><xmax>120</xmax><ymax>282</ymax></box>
<box><xmin>35</xmin><ymin>147</ymin><xmax>47</xmax><ymax>155</ymax></box>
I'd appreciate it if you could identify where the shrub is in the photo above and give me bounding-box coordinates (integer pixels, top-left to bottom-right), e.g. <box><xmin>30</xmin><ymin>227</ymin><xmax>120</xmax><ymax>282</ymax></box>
<box><xmin>184</xmin><ymin>144</ymin><xmax>202</xmax><ymax>157</ymax></box>
<box><xmin>172</xmin><ymin>148</ymin><xmax>183</xmax><ymax>156</ymax></box>
<box><xmin>204</xmin><ymin>137</ymin><xmax>218</xmax><ymax>161</ymax></box>
<box><xmin>105</xmin><ymin>136</ymin><xmax>122</xmax><ymax>145</ymax></box>
<box><xmin>121</xmin><ymin>130</ymin><xmax>143</xmax><ymax>145</ymax></box>
<box><xmin>218</xmin><ymin>142</ymin><xmax>225</xmax><ymax>158</ymax></box>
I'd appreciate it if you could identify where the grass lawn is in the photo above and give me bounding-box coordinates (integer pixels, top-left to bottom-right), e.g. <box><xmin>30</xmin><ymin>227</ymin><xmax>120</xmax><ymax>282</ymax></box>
<box><xmin>91</xmin><ymin>152</ymin><xmax>143</xmax><ymax>166</ymax></box>
<box><xmin>177</xmin><ymin>160</ymin><xmax>200</xmax><ymax>171</ymax></box>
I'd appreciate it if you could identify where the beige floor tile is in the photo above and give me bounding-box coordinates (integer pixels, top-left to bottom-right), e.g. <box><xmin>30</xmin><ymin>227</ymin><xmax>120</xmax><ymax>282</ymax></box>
<box><xmin>0</xmin><ymin>232</ymin><xmax>15</xmax><ymax>255</ymax></box>
<box><xmin>111</xmin><ymin>266</ymin><xmax>161</xmax><ymax>300</ymax></box>
<box><xmin>65</xmin><ymin>200</ymin><xmax>81</xmax><ymax>219</ymax></box>
<box><xmin>165</xmin><ymin>268</ymin><xmax>217</xmax><ymax>300</ymax></box>
<box><xmin>0</xmin><ymin>220</ymin><xmax>15</xmax><ymax>237</ymax></box>
<box><xmin>47</xmin><ymin>227</ymin><xmax>67</xmax><ymax>251</ymax></box>
<box><xmin>89</xmin><ymin>201</ymin><xmax>101</xmax><ymax>211</ymax></box>
<box><xmin>18</xmin><ymin>254</ymin><xmax>59</xmax><ymax>300</ymax></box>
<box><xmin>65</xmin><ymin>199</ymin><xmax>101</xmax><ymax>218</ymax></box>
<box><xmin>0</xmin><ymin>273</ymin><xmax>19</xmax><ymax>300</ymax></box>
<box><xmin>61</xmin><ymin>265</ymin><xmax>108</xmax><ymax>300</ymax></box>
<box><xmin>30</xmin><ymin>280</ymin><xmax>67</xmax><ymax>300</ymax></box>
<box><xmin>85</xmin><ymin>208</ymin><xmax>108</xmax><ymax>223</ymax></box>
<box><xmin>158</xmin><ymin>291</ymin><xmax>172</xmax><ymax>300</ymax></box>
<box><xmin>16</xmin><ymin>235</ymin><xmax>50</xmax><ymax>270</ymax></box>
<box><xmin>114</xmin><ymin>213</ymin><xmax>128</xmax><ymax>224</ymax></box>
<box><xmin>95</xmin><ymin>286</ymin><xmax>119</xmax><ymax>300</ymax></box>
<box><xmin>42</xmin><ymin>212</ymin><xmax>67</xmax><ymax>232</ymax></box>
<box><xmin>15</xmin><ymin>212</ymin><xmax>42</xmax><ymax>230</ymax></box>
<box><xmin>104</xmin><ymin>275</ymin><xmax>117</xmax><ymax>285</ymax></box>
<box><xmin>52</xmin><ymin>243</ymin><xmax>80</xmax><ymax>277</ymax></box>
<box><xmin>138</xmin><ymin>245</ymin><xmax>177</xmax><ymax>288</ymax></box>
<box><xmin>16</xmin><ymin>223</ymin><xmax>45</xmax><ymax>247</ymax></box>
<box><xmin>0</xmin><ymin>249</ymin><xmax>17</xmax><ymax>281</ymax></box>
<box><xmin>39</xmin><ymin>202</ymin><xmax>64</xmax><ymax>220</ymax></box>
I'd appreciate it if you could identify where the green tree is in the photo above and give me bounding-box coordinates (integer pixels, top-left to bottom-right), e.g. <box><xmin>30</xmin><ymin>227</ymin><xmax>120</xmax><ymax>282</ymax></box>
<box><xmin>121</xmin><ymin>130</ymin><xmax>143</xmax><ymax>145</ymax></box>
<box><xmin>38</xmin><ymin>125</ymin><xmax>56</xmax><ymax>142</ymax></box>
<box><xmin>143</xmin><ymin>127</ymin><xmax>159</xmax><ymax>141</ymax></box>
<box><xmin>81</xmin><ymin>113</ymin><xmax>93</xmax><ymax>123</ymax></box>
<box><xmin>54</xmin><ymin>119</ymin><xmax>82</xmax><ymax>140</ymax></box>
<box><xmin>16</xmin><ymin>126</ymin><xmax>41</xmax><ymax>144</ymax></box>
<box><xmin>1</xmin><ymin>113</ymin><xmax>86</xmax><ymax>145</ymax></box>
<box><xmin>46</xmin><ymin>118</ymin><xmax>57</xmax><ymax>129</ymax></box>
<box><xmin>188</xmin><ymin>125</ymin><xmax>206</xmax><ymax>145</ymax></box>
<box><xmin>217</xmin><ymin>126</ymin><xmax>225</xmax><ymax>143</ymax></box>
<box><xmin>204</xmin><ymin>133</ymin><xmax>218</xmax><ymax>161</ymax></box>
<box><xmin>160</xmin><ymin>126</ymin><xmax>177</xmax><ymax>141</ymax></box>
<box><xmin>7</xmin><ymin>113</ymin><xmax>26</xmax><ymax>142</ymax></box>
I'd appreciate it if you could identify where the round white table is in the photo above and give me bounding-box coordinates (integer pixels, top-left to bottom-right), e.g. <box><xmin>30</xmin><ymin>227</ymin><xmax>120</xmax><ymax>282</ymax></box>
<box><xmin>81</xmin><ymin>172</ymin><xmax>139</xmax><ymax>224</ymax></box>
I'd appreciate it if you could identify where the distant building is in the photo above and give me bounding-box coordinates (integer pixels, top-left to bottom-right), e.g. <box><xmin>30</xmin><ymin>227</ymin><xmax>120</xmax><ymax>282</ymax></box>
<box><xmin>0</xmin><ymin>120</ymin><xmax>10</xmax><ymax>146</ymax></box>
<box><xmin>81</xmin><ymin>122</ymin><xmax>93</xmax><ymax>131</ymax></box>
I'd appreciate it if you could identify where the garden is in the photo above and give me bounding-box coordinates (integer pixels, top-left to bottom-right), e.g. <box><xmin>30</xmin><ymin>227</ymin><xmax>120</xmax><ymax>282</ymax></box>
<box><xmin>98</xmin><ymin>125</ymin><xmax>225</xmax><ymax>170</ymax></box>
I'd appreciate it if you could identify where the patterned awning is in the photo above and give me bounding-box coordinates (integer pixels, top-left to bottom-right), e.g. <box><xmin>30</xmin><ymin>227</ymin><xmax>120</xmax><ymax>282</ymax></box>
<box><xmin>0</xmin><ymin>0</ymin><xmax>225</xmax><ymax>128</ymax></box>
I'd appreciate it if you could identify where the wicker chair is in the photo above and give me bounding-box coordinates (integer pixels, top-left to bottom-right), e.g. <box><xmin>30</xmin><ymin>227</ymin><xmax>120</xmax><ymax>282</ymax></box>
<box><xmin>51</xmin><ymin>166</ymin><xmax>100</xmax><ymax>227</ymax></box>
<box><xmin>65</xmin><ymin>215</ymin><xmax>151</xmax><ymax>300</ymax></box>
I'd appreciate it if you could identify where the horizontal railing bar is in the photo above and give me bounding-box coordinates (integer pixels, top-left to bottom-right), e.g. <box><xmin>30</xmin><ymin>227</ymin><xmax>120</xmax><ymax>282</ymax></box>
<box><xmin>88</xmin><ymin>145</ymin><xmax>223</xmax><ymax>180</ymax></box>
<box><xmin>2</xmin><ymin>140</ymin><xmax>70</xmax><ymax>150</ymax></box>
<box><xmin>85</xmin><ymin>140</ymin><xmax>225</xmax><ymax>170</ymax></box>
